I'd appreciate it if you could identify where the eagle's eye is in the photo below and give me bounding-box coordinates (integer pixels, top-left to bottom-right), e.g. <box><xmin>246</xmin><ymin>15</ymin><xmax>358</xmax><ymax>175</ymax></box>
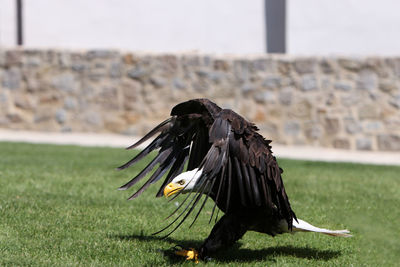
<box><xmin>177</xmin><ymin>180</ymin><xmax>185</xmax><ymax>185</ymax></box>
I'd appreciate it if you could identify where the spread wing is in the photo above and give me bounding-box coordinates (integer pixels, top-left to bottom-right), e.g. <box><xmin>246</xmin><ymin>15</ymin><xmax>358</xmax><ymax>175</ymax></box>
<box><xmin>118</xmin><ymin>99</ymin><xmax>220</xmax><ymax>198</ymax></box>
<box><xmin>118</xmin><ymin>99</ymin><xmax>296</xmax><ymax>236</ymax></box>
<box><xmin>224</xmin><ymin>110</ymin><xmax>297</xmax><ymax>228</ymax></box>
<box><xmin>117</xmin><ymin>114</ymin><xmax>211</xmax><ymax>199</ymax></box>
<box><xmin>155</xmin><ymin>110</ymin><xmax>296</xmax><ymax>236</ymax></box>
<box><xmin>151</xmin><ymin>116</ymin><xmax>233</xmax><ymax>236</ymax></box>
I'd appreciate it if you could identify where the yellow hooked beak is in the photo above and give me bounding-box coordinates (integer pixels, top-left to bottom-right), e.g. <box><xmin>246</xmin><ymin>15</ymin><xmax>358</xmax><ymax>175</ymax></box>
<box><xmin>163</xmin><ymin>182</ymin><xmax>184</xmax><ymax>198</ymax></box>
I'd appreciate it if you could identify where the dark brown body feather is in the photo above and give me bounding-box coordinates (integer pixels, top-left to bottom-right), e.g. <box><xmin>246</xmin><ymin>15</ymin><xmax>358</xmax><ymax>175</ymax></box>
<box><xmin>118</xmin><ymin>98</ymin><xmax>297</xmax><ymax>258</ymax></box>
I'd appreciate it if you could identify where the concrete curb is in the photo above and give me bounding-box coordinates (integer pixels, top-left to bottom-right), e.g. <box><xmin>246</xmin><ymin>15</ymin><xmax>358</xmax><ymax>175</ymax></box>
<box><xmin>1</xmin><ymin>129</ymin><xmax>399</xmax><ymax>166</ymax></box>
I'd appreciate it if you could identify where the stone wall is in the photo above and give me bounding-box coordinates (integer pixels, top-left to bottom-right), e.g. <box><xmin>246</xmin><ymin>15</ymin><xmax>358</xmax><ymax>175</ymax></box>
<box><xmin>1</xmin><ymin>48</ymin><xmax>400</xmax><ymax>151</ymax></box>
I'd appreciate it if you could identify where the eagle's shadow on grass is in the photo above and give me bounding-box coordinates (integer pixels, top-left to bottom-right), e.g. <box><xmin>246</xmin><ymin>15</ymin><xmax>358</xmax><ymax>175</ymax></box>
<box><xmin>112</xmin><ymin>233</ymin><xmax>342</xmax><ymax>263</ymax></box>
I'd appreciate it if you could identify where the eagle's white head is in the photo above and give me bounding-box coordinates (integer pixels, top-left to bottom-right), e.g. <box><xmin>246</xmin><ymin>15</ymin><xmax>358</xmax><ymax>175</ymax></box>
<box><xmin>163</xmin><ymin>168</ymin><xmax>203</xmax><ymax>197</ymax></box>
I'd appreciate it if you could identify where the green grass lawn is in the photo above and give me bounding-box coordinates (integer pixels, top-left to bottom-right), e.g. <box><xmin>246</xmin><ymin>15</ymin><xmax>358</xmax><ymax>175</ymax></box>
<box><xmin>0</xmin><ymin>142</ymin><xmax>399</xmax><ymax>266</ymax></box>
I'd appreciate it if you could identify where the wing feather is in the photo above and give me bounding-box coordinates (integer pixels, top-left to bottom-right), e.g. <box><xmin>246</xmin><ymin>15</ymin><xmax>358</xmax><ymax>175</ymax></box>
<box><xmin>127</xmin><ymin>150</ymin><xmax>177</xmax><ymax>199</ymax></box>
<box><xmin>240</xmin><ymin>161</ymin><xmax>254</xmax><ymax>205</ymax></box>
<box><xmin>116</xmin><ymin>132</ymin><xmax>171</xmax><ymax>170</ymax></box>
<box><xmin>125</xmin><ymin>117</ymin><xmax>174</xmax><ymax>150</ymax></box>
<box><xmin>225</xmin><ymin>157</ymin><xmax>232</xmax><ymax>212</ymax></box>
<box><xmin>233</xmin><ymin>156</ymin><xmax>247</xmax><ymax>206</ymax></box>
<box><xmin>118</xmin><ymin>147</ymin><xmax>172</xmax><ymax>190</ymax></box>
<box><xmin>248</xmin><ymin>166</ymin><xmax>261</xmax><ymax>206</ymax></box>
<box><xmin>155</xmin><ymin>147</ymin><xmax>189</xmax><ymax>196</ymax></box>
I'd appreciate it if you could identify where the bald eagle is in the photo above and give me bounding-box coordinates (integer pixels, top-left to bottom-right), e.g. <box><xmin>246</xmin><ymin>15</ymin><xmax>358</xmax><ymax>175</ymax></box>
<box><xmin>118</xmin><ymin>98</ymin><xmax>350</xmax><ymax>262</ymax></box>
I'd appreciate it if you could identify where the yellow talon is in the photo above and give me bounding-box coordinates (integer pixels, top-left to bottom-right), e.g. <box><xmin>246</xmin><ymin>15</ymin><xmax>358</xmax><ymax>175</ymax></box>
<box><xmin>175</xmin><ymin>248</ymin><xmax>199</xmax><ymax>263</ymax></box>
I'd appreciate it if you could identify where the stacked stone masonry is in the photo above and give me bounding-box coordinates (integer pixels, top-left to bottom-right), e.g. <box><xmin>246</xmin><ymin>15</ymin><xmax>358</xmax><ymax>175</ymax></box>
<box><xmin>1</xmin><ymin>48</ymin><xmax>400</xmax><ymax>151</ymax></box>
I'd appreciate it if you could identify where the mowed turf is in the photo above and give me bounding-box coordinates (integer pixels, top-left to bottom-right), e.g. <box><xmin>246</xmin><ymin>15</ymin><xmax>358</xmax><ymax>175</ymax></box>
<box><xmin>0</xmin><ymin>142</ymin><xmax>399</xmax><ymax>266</ymax></box>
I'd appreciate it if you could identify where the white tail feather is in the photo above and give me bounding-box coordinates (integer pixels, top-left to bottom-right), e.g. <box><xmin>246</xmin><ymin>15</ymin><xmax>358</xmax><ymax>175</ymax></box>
<box><xmin>290</xmin><ymin>219</ymin><xmax>352</xmax><ymax>237</ymax></box>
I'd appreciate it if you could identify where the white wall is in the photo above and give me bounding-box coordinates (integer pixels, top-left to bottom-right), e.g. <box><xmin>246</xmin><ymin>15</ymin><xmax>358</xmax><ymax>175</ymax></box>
<box><xmin>1</xmin><ymin>0</ymin><xmax>400</xmax><ymax>55</ymax></box>
<box><xmin>1</xmin><ymin>0</ymin><xmax>265</xmax><ymax>54</ymax></box>
<box><xmin>0</xmin><ymin>0</ymin><xmax>16</xmax><ymax>46</ymax></box>
<box><xmin>288</xmin><ymin>0</ymin><xmax>400</xmax><ymax>55</ymax></box>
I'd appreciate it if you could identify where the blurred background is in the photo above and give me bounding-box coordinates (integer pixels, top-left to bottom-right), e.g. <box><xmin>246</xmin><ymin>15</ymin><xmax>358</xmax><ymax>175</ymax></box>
<box><xmin>0</xmin><ymin>0</ymin><xmax>400</xmax><ymax>153</ymax></box>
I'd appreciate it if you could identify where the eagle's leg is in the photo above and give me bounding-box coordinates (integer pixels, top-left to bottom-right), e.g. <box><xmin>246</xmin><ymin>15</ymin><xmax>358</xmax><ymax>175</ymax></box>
<box><xmin>198</xmin><ymin>213</ymin><xmax>248</xmax><ymax>260</ymax></box>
